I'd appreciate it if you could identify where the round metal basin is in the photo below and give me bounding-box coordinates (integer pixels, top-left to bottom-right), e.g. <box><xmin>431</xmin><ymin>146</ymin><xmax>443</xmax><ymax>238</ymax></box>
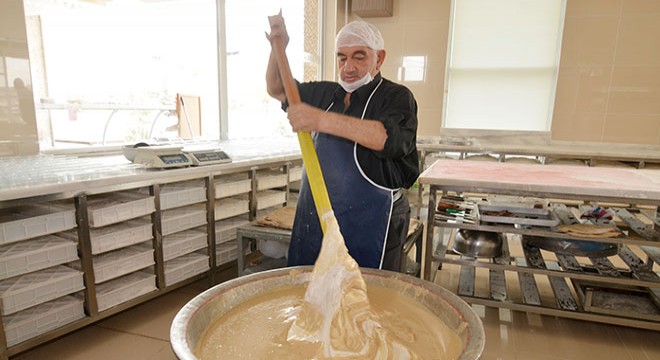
<box><xmin>452</xmin><ymin>229</ymin><xmax>504</xmax><ymax>258</ymax></box>
<box><xmin>170</xmin><ymin>266</ymin><xmax>485</xmax><ymax>360</ymax></box>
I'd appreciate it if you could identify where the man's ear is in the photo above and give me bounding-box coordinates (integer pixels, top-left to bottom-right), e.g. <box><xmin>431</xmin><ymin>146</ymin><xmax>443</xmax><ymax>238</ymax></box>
<box><xmin>376</xmin><ymin>49</ymin><xmax>386</xmax><ymax>71</ymax></box>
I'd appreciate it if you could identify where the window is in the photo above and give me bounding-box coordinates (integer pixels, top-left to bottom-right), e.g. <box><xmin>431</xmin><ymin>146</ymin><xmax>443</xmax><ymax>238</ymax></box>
<box><xmin>19</xmin><ymin>0</ymin><xmax>320</xmax><ymax>151</ymax></box>
<box><xmin>444</xmin><ymin>0</ymin><xmax>565</xmax><ymax>131</ymax></box>
<box><xmin>224</xmin><ymin>0</ymin><xmax>320</xmax><ymax>139</ymax></box>
<box><xmin>398</xmin><ymin>56</ymin><xmax>426</xmax><ymax>82</ymax></box>
<box><xmin>25</xmin><ymin>0</ymin><xmax>220</xmax><ymax>148</ymax></box>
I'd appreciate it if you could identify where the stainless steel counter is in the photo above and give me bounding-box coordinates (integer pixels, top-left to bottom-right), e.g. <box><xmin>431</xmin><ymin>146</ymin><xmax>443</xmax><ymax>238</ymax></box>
<box><xmin>0</xmin><ymin>138</ymin><xmax>302</xmax><ymax>202</ymax></box>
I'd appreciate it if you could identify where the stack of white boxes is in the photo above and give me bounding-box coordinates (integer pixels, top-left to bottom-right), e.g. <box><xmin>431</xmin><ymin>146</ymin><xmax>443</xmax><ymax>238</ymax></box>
<box><xmin>0</xmin><ymin>203</ymin><xmax>84</xmax><ymax>347</ymax></box>
<box><xmin>68</xmin><ymin>191</ymin><xmax>157</xmax><ymax>312</ymax></box>
<box><xmin>159</xmin><ymin>181</ymin><xmax>209</xmax><ymax>286</ymax></box>
<box><xmin>255</xmin><ymin>168</ymin><xmax>289</xmax><ymax>218</ymax></box>
<box><xmin>213</xmin><ymin>173</ymin><xmax>252</xmax><ymax>265</ymax></box>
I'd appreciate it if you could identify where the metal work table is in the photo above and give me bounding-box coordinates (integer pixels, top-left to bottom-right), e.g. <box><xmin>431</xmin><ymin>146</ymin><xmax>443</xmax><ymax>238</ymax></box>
<box><xmin>414</xmin><ymin>134</ymin><xmax>660</xmax><ymax>219</ymax></box>
<box><xmin>419</xmin><ymin>159</ymin><xmax>660</xmax><ymax>330</ymax></box>
<box><xmin>236</xmin><ymin>219</ymin><xmax>426</xmax><ymax>276</ymax></box>
<box><xmin>236</xmin><ymin>223</ymin><xmax>291</xmax><ymax>275</ymax></box>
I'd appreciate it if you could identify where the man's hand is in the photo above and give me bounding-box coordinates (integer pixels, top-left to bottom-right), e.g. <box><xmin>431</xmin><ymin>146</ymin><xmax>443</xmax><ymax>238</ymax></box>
<box><xmin>288</xmin><ymin>104</ymin><xmax>388</xmax><ymax>151</ymax></box>
<box><xmin>286</xmin><ymin>103</ymin><xmax>322</xmax><ymax>132</ymax></box>
<box><xmin>265</xmin><ymin>10</ymin><xmax>289</xmax><ymax>47</ymax></box>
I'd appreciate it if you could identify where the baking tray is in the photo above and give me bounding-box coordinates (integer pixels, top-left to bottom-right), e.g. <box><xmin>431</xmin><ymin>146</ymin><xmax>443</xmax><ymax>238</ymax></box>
<box><xmin>572</xmin><ymin>280</ymin><xmax>660</xmax><ymax>322</ymax></box>
<box><xmin>477</xmin><ymin>205</ymin><xmax>559</xmax><ymax>227</ymax></box>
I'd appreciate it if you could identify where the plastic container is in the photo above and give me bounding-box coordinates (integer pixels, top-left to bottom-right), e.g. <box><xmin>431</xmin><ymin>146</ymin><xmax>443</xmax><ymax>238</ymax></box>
<box><xmin>69</xmin><ymin>243</ymin><xmax>154</xmax><ymax>284</ymax></box>
<box><xmin>162</xmin><ymin>228</ymin><xmax>207</xmax><ymax>262</ymax></box>
<box><xmin>0</xmin><ymin>235</ymin><xmax>79</xmax><ymax>281</ymax></box>
<box><xmin>214</xmin><ymin>215</ymin><xmax>249</xmax><ymax>245</ymax></box>
<box><xmin>289</xmin><ymin>166</ymin><xmax>303</xmax><ymax>182</ymax></box>
<box><xmin>59</xmin><ymin>217</ymin><xmax>152</xmax><ymax>255</ymax></box>
<box><xmin>214</xmin><ymin>174</ymin><xmax>252</xmax><ymax>199</ymax></box>
<box><xmin>96</xmin><ymin>270</ymin><xmax>156</xmax><ymax>312</ymax></box>
<box><xmin>256</xmin><ymin>190</ymin><xmax>287</xmax><ymax>210</ymax></box>
<box><xmin>160</xmin><ymin>182</ymin><xmax>207</xmax><ymax>210</ymax></box>
<box><xmin>161</xmin><ymin>205</ymin><xmax>207</xmax><ymax>236</ymax></box>
<box><xmin>0</xmin><ymin>265</ymin><xmax>84</xmax><ymax>315</ymax></box>
<box><xmin>214</xmin><ymin>197</ymin><xmax>249</xmax><ymax>221</ymax></box>
<box><xmin>87</xmin><ymin>192</ymin><xmax>155</xmax><ymax>228</ymax></box>
<box><xmin>2</xmin><ymin>295</ymin><xmax>85</xmax><ymax>347</ymax></box>
<box><xmin>164</xmin><ymin>252</ymin><xmax>209</xmax><ymax>287</ymax></box>
<box><xmin>0</xmin><ymin>205</ymin><xmax>76</xmax><ymax>246</ymax></box>
<box><xmin>216</xmin><ymin>242</ymin><xmax>239</xmax><ymax>266</ymax></box>
<box><xmin>256</xmin><ymin>170</ymin><xmax>287</xmax><ymax>191</ymax></box>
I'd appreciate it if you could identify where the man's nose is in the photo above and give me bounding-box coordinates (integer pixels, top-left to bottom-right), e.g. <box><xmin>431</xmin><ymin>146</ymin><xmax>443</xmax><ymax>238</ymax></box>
<box><xmin>344</xmin><ymin>58</ymin><xmax>357</xmax><ymax>72</ymax></box>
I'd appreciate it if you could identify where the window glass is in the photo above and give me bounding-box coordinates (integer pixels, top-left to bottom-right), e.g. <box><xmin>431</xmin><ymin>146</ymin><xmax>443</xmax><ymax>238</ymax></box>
<box><xmin>224</xmin><ymin>0</ymin><xmax>316</xmax><ymax>139</ymax></box>
<box><xmin>20</xmin><ymin>0</ymin><xmax>320</xmax><ymax>150</ymax></box>
<box><xmin>24</xmin><ymin>0</ymin><xmax>219</xmax><ymax>149</ymax></box>
<box><xmin>444</xmin><ymin>0</ymin><xmax>565</xmax><ymax>131</ymax></box>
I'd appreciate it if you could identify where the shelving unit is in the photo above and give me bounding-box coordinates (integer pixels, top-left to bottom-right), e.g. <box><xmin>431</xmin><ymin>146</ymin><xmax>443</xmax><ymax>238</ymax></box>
<box><xmin>0</xmin><ymin>153</ymin><xmax>303</xmax><ymax>359</ymax></box>
<box><xmin>420</xmin><ymin>159</ymin><xmax>660</xmax><ymax>331</ymax></box>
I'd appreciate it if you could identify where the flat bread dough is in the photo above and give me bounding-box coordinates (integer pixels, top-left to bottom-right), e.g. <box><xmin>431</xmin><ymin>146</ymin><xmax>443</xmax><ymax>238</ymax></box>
<box><xmin>558</xmin><ymin>224</ymin><xmax>621</xmax><ymax>238</ymax></box>
<box><xmin>256</xmin><ymin>206</ymin><xmax>297</xmax><ymax>230</ymax></box>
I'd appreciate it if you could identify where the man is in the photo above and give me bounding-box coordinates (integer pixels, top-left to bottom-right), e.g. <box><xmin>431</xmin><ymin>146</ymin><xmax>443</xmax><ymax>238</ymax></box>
<box><xmin>266</xmin><ymin>13</ymin><xmax>419</xmax><ymax>271</ymax></box>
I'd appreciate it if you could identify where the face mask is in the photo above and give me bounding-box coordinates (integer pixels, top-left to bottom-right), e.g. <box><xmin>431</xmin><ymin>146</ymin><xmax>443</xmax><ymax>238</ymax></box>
<box><xmin>338</xmin><ymin>72</ymin><xmax>373</xmax><ymax>93</ymax></box>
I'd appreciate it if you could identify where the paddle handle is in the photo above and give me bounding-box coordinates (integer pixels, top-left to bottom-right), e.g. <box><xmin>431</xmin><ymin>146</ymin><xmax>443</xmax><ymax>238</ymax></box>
<box><xmin>271</xmin><ymin>36</ymin><xmax>333</xmax><ymax>233</ymax></box>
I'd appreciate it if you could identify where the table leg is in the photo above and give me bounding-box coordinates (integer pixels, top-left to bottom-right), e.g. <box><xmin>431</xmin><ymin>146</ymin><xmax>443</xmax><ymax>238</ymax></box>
<box><xmin>423</xmin><ymin>185</ymin><xmax>438</xmax><ymax>281</ymax></box>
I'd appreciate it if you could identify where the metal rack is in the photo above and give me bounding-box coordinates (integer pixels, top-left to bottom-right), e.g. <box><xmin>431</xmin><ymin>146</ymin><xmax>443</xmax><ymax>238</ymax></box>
<box><xmin>0</xmin><ymin>152</ymin><xmax>302</xmax><ymax>359</ymax></box>
<box><xmin>420</xmin><ymin>159</ymin><xmax>660</xmax><ymax>331</ymax></box>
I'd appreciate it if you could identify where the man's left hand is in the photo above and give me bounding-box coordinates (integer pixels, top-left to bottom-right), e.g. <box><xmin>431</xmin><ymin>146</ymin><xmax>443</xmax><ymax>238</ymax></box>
<box><xmin>286</xmin><ymin>103</ymin><xmax>322</xmax><ymax>133</ymax></box>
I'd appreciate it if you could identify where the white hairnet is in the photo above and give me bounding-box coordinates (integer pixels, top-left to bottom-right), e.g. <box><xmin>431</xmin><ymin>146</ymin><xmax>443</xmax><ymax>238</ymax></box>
<box><xmin>335</xmin><ymin>21</ymin><xmax>384</xmax><ymax>51</ymax></box>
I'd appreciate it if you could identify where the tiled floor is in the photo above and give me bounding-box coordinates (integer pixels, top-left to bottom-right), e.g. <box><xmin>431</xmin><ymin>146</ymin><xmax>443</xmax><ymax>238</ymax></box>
<box><xmin>10</xmin><ymin>266</ymin><xmax>660</xmax><ymax>360</ymax></box>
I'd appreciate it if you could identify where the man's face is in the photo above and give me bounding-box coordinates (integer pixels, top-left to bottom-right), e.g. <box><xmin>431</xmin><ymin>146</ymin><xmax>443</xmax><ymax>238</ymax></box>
<box><xmin>336</xmin><ymin>46</ymin><xmax>385</xmax><ymax>83</ymax></box>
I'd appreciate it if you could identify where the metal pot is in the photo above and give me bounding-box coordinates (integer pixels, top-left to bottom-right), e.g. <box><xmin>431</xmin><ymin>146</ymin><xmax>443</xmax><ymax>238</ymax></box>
<box><xmin>170</xmin><ymin>266</ymin><xmax>485</xmax><ymax>360</ymax></box>
<box><xmin>452</xmin><ymin>229</ymin><xmax>504</xmax><ymax>258</ymax></box>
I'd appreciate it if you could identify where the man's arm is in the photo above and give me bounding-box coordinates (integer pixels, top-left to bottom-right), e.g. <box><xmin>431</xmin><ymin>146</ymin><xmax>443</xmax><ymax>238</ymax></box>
<box><xmin>286</xmin><ymin>103</ymin><xmax>388</xmax><ymax>151</ymax></box>
<box><xmin>266</xmin><ymin>49</ymin><xmax>286</xmax><ymax>102</ymax></box>
<box><xmin>265</xmin><ymin>12</ymin><xmax>289</xmax><ymax>102</ymax></box>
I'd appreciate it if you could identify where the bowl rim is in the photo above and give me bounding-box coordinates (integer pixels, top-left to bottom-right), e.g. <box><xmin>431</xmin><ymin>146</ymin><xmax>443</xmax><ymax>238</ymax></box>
<box><xmin>170</xmin><ymin>266</ymin><xmax>485</xmax><ymax>360</ymax></box>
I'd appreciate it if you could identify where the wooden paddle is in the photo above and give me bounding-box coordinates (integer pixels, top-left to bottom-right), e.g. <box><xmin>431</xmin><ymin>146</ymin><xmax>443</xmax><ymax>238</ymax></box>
<box><xmin>270</xmin><ymin>35</ymin><xmax>333</xmax><ymax>233</ymax></box>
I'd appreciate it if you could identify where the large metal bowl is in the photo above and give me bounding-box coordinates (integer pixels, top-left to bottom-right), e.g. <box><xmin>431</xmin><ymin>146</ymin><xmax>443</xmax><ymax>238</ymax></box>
<box><xmin>452</xmin><ymin>229</ymin><xmax>504</xmax><ymax>258</ymax></box>
<box><xmin>170</xmin><ymin>266</ymin><xmax>485</xmax><ymax>360</ymax></box>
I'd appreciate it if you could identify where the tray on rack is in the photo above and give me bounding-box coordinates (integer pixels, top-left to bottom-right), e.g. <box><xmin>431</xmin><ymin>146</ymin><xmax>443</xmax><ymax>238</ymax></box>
<box><xmin>477</xmin><ymin>205</ymin><xmax>560</xmax><ymax>227</ymax></box>
<box><xmin>572</xmin><ymin>280</ymin><xmax>660</xmax><ymax>322</ymax></box>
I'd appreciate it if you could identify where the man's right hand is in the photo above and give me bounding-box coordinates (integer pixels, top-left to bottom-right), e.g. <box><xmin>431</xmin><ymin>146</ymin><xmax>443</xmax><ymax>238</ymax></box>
<box><xmin>266</xmin><ymin>10</ymin><xmax>289</xmax><ymax>48</ymax></box>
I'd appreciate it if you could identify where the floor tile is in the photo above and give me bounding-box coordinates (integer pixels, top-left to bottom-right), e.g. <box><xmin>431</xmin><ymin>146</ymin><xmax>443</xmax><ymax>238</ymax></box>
<box><xmin>12</xmin><ymin>326</ymin><xmax>170</xmax><ymax>360</ymax></box>
<box><xmin>96</xmin><ymin>291</ymin><xmax>195</xmax><ymax>341</ymax></box>
<box><xmin>615</xmin><ymin>325</ymin><xmax>660</xmax><ymax>360</ymax></box>
<box><xmin>147</xmin><ymin>344</ymin><xmax>179</xmax><ymax>360</ymax></box>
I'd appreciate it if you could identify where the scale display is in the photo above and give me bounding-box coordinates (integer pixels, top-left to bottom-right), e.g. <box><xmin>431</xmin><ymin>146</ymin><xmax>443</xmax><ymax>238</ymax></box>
<box><xmin>187</xmin><ymin>150</ymin><xmax>232</xmax><ymax>166</ymax></box>
<box><xmin>158</xmin><ymin>153</ymin><xmax>191</xmax><ymax>165</ymax></box>
<box><xmin>133</xmin><ymin>146</ymin><xmax>191</xmax><ymax>169</ymax></box>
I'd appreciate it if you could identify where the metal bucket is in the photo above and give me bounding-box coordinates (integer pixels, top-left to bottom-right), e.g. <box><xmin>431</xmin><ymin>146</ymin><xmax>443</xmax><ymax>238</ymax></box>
<box><xmin>170</xmin><ymin>266</ymin><xmax>485</xmax><ymax>360</ymax></box>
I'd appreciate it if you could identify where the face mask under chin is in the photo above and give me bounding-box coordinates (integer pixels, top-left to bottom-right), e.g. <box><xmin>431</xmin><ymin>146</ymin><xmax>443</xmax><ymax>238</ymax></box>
<box><xmin>338</xmin><ymin>72</ymin><xmax>373</xmax><ymax>93</ymax></box>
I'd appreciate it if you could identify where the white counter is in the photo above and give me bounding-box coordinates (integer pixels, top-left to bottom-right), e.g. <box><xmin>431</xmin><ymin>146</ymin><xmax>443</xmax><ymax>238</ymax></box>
<box><xmin>0</xmin><ymin>138</ymin><xmax>302</xmax><ymax>202</ymax></box>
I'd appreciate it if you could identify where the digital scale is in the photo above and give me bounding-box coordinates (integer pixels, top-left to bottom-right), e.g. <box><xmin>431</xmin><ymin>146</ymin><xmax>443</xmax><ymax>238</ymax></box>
<box><xmin>185</xmin><ymin>149</ymin><xmax>232</xmax><ymax>166</ymax></box>
<box><xmin>133</xmin><ymin>146</ymin><xmax>191</xmax><ymax>169</ymax></box>
<box><xmin>132</xmin><ymin>145</ymin><xmax>232</xmax><ymax>169</ymax></box>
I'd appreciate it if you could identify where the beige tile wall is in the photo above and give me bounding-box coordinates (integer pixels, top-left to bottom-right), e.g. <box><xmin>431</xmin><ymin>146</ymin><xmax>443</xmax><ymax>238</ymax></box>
<box><xmin>552</xmin><ymin>0</ymin><xmax>660</xmax><ymax>144</ymax></box>
<box><xmin>341</xmin><ymin>0</ymin><xmax>659</xmax><ymax>144</ymax></box>
<box><xmin>347</xmin><ymin>0</ymin><xmax>452</xmax><ymax>137</ymax></box>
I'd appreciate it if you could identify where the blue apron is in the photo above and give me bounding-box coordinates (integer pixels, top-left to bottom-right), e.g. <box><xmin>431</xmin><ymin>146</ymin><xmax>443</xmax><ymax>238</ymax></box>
<box><xmin>287</xmin><ymin>80</ymin><xmax>396</xmax><ymax>269</ymax></box>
